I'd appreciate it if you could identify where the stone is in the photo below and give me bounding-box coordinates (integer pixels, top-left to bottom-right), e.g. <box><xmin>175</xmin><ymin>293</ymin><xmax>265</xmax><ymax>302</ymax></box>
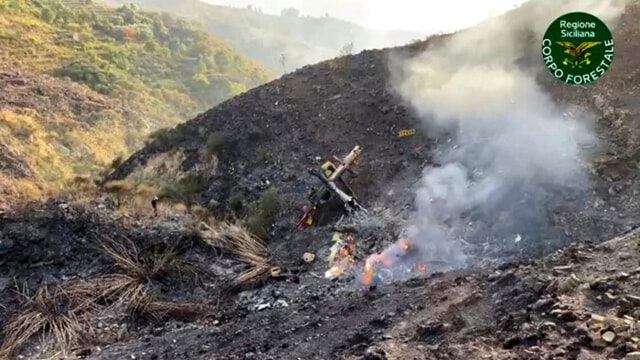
<box><xmin>626</xmin><ymin>295</ymin><xmax>640</xmax><ymax>305</ymax></box>
<box><xmin>415</xmin><ymin>322</ymin><xmax>448</xmax><ymax>340</ymax></box>
<box><xmin>532</xmin><ymin>298</ymin><xmax>554</xmax><ymax>310</ymax></box>
<box><xmin>603</xmin><ymin>331</ymin><xmax>616</xmax><ymax>343</ymax></box>
<box><xmin>557</xmin><ymin>277</ymin><xmax>578</xmax><ymax>294</ymax></box>
<box><xmin>590</xmin><ymin>278</ymin><xmax>617</xmax><ymax>292</ymax></box>
<box><xmin>554</xmin><ymin>265</ymin><xmax>573</xmax><ymax>271</ymax></box>
<box><xmin>553</xmin><ymin>347</ymin><xmax>567</xmax><ymax>356</ymax></box>
<box><xmin>364</xmin><ymin>346</ymin><xmax>387</xmax><ymax>360</ymax></box>
<box><xmin>74</xmin><ymin>348</ymin><xmax>92</xmax><ymax>357</ymax></box>
<box><xmin>620</xmin><ymin>252</ymin><xmax>633</xmax><ymax>260</ymax></box>
<box><xmin>591</xmin><ymin>333</ymin><xmax>608</xmax><ymax>348</ymax></box>
<box><xmin>302</xmin><ymin>252</ymin><xmax>315</xmax><ymax>263</ymax></box>
<box><xmin>626</xmin><ymin>352</ymin><xmax>640</xmax><ymax>360</ymax></box>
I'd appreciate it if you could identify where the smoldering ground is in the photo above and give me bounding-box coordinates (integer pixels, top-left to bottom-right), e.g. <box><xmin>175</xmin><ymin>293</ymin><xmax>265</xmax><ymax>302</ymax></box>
<box><xmin>387</xmin><ymin>0</ymin><xmax>627</xmax><ymax>267</ymax></box>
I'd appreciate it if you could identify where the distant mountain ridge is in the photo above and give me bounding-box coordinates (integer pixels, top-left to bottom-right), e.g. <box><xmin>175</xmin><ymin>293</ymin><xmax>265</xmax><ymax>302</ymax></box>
<box><xmin>108</xmin><ymin>0</ymin><xmax>424</xmax><ymax>73</ymax></box>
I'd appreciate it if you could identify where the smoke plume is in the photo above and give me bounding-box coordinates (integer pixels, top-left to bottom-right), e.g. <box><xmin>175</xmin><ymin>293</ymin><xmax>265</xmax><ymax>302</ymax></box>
<box><xmin>388</xmin><ymin>0</ymin><xmax>626</xmax><ymax>268</ymax></box>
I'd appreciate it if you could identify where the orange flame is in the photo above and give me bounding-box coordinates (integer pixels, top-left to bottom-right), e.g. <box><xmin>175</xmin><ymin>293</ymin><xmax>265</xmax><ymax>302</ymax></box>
<box><xmin>361</xmin><ymin>238</ymin><xmax>430</xmax><ymax>286</ymax></box>
<box><xmin>326</xmin><ymin>265</ymin><xmax>345</xmax><ymax>279</ymax></box>
<box><xmin>370</xmin><ymin>253</ymin><xmax>392</xmax><ymax>268</ymax></box>
<box><xmin>400</xmin><ymin>239</ymin><xmax>411</xmax><ymax>252</ymax></box>
<box><xmin>363</xmin><ymin>260</ymin><xmax>375</xmax><ymax>286</ymax></box>
<box><xmin>326</xmin><ymin>233</ymin><xmax>358</xmax><ymax>280</ymax></box>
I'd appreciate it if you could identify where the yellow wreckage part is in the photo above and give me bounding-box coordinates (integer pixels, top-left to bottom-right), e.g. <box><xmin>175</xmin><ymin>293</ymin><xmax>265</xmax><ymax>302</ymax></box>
<box><xmin>270</xmin><ymin>267</ymin><xmax>282</xmax><ymax>277</ymax></box>
<box><xmin>322</xmin><ymin>161</ymin><xmax>337</xmax><ymax>177</ymax></box>
<box><xmin>331</xmin><ymin>232</ymin><xmax>344</xmax><ymax>243</ymax></box>
<box><xmin>398</xmin><ymin>129</ymin><xmax>416</xmax><ymax>138</ymax></box>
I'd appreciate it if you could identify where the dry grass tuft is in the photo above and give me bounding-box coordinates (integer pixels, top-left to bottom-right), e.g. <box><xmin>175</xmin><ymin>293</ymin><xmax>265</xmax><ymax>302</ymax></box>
<box><xmin>142</xmin><ymin>301</ymin><xmax>213</xmax><ymax>322</ymax></box>
<box><xmin>0</xmin><ymin>285</ymin><xmax>94</xmax><ymax>357</ymax></box>
<box><xmin>104</xmin><ymin>180</ymin><xmax>134</xmax><ymax>195</ymax></box>
<box><xmin>135</xmin><ymin>184</ymin><xmax>159</xmax><ymax>199</ymax></box>
<box><xmin>99</xmin><ymin>236</ymin><xmax>180</xmax><ymax>284</ymax></box>
<box><xmin>97</xmin><ymin>237</ymin><xmax>205</xmax><ymax>320</ymax></box>
<box><xmin>172</xmin><ymin>203</ymin><xmax>189</xmax><ymax>215</ymax></box>
<box><xmin>0</xmin><ymin>238</ymin><xmax>208</xmax><ymax>357</ymax></box>
<box><xmin>234</xmin><ymin>263</ymin><xmax>273</xmax><ymax>287</ymax></box>
<box><xmin>198</xmin><ymin>221</ymin><xmax>272</xmax><ymax>286</ymax></box>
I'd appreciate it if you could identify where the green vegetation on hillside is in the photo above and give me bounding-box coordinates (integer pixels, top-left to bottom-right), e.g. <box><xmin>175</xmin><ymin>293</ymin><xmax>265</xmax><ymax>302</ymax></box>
<box><xmin>0</xmin><ymin>0</ymin><xmax>271</xmax><ymax>206</ymax></box>
<box><xmin>0</xmin><ymin>0</ymin><xmax>270</xmax><ymax>118</ymax></box>
<box><xmin>108</xmin><ymin>0</ymin><xmax>421</xmax><ymax>73</ymax></box>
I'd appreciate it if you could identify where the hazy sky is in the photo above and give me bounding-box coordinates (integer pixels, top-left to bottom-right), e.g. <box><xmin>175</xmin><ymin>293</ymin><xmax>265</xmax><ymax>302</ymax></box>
<box><xmin>202</xmin><ymin>0</ymin><xmax>529</xmax><ymax>33</ymax></box>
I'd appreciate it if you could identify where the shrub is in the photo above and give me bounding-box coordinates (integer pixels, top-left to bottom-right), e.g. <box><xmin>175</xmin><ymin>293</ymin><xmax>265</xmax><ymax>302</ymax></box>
<box><xmin>247</xmin><ymin>124</ymin><xmax>263</xmax><ymax>141</ymax></box>
<box><xmin>173</xmin><ymin>203</ymin><xmax>188</xmax><ymax>214</ymax></box>
<box><xmin>104</xmin><ymin>180</ymin><xmax>134</xmax><ymax>207</ymax></box>
<box><xmin>104</xmin><ymin>180</ymin><xmax>134</xmax><ymax>195</ymax></box>
<box><xmin>135</xmin><ymin>184</ymin><xmax>158</xmax><ymax>199</ymax></box>
<box><xmin>72</xmin><ymin>174</ymin><xmax>93</xmax><ymax>185</ymax></box>
<box><xmin>149</xmin><ymin>128</ymin><xmax>171</xmax><ymax>145</ymax></box>
<box><xmin>0</xmin><ymin>0</ymin><xmax>270</xmax><ymax>206</ymax></box>
<box><xmin>245</xmin><ymin>215</ymin><xmax>269</xmax><ymax>239</ymax></box>
<box><xmin>244</xmin><ymin>189</ymin><xmax>279</xmax><ymax>238</ymax></box>
<box><xmin>69</xmin><ymin>174</ymin><xmax>97</xmax><ymax>195</ymax></box>
<box><xmin>160</xmin><ymin>173</ymin><xmax>206</xmax><ymax>205</ymax></box>
<box><xmin>110</xmin><ymin>156</ymin><xmax>123</xmax><ymax>169</ymax></box>
<box><xmin>257</xmin><ymin>190</ymin><xmax>278</xmax><ymax>217</ymax></box>
<box><xmin>256</xmin><ymin>145</ymin><xmax>271</xmax><ymax>162</ymax></box>
<box><xmin>55</xmin><ymin>60</ymin><xmax>119</xmax><ymax>94</ymax></box>
<box><xmin>190</xmin><ymin>205</ymin><xmax>210</xmax><ymax>220</ymax></box>
<box><xmin>149</xmin><ymin>127</ymin><xmax>191</xmax><ymax>149</ymax></box>
<box><xmin>227</xmin><ymin>193</ymin><xmax>244</xmax><ymax>213</ymax></box>
<box><xmin>205</xmin><ymin>132</ymin><xmax>225</xmax><ymax>156</ymax></box>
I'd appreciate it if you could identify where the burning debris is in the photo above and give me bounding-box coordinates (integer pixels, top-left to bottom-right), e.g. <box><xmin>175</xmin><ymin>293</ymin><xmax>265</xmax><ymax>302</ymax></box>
<box><xmin>325</xmin><ymin>232</ymin><xmax>357</xmax><ymax>280</ymax></box>
<box><xmin>317</xmin><ymin>209</ymin><xmax>437</xmax><ymax>286</ymax></box>
<box><xmin>362</xmin><ymin>239</ymin><xmax>429</xmax><ymax>287</ymax></box>
<box><xmin>322</xmin><ymin>230</ymin><xmax>431</xmax><ymax>286</ymax></box>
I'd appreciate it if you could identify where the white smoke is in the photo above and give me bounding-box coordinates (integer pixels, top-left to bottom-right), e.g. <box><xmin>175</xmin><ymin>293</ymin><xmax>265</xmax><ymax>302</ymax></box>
<box><xmin>390</xmin><ymin>0</ymin><xmax>627</xmax><ymax>266</ymax></box>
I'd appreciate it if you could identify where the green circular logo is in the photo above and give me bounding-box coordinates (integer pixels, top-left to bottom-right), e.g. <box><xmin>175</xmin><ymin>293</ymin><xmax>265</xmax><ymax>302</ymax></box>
<box><xmin>542</xmin><ymin>12</ymin><xmax>614</xmax><ymax>85</ymax></box>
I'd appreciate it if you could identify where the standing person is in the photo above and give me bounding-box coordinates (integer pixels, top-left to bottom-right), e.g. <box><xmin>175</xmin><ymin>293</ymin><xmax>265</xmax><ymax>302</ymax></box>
<box><xmin>151</xmin><ymin>196</ymin><xmax>159</xmax><ymax>217</ymax></box>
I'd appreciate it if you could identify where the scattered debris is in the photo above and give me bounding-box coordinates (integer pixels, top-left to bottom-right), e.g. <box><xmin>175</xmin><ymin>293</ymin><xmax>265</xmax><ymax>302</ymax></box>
<box><xmin>302</xmin><ymin>252</ymin><xmax>316</xmax><ymax>264</ymax></box>
<box><xmin>398</xmin><ymin>129</ymin><xmax>416</xmax><ymax>138</ymax></box>
<box><xmin>603</xmin><ymin>330</ymin><xmax>616</xmax><ymax>343</ymax></box>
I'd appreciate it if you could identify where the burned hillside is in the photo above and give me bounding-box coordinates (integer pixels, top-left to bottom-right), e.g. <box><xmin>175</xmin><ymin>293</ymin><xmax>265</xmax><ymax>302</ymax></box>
<box><xmin>113</xmin><ymin>1</ymin><xmax>640</xmax><ymax>265</ymax></box>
